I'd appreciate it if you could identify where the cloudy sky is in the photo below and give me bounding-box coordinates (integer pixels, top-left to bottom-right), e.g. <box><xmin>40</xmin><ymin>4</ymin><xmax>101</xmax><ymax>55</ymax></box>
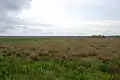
<box><xmin>0</xmin><ymin>0</ymin><xmax>119</xmax><ymax>36</ymax></box>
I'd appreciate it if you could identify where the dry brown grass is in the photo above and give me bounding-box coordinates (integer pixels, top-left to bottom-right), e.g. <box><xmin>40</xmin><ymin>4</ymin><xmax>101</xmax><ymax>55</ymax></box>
<box><xmin>97</xmin><ymin>54</ymin><xmax>119</xmax><ymax>63</ymax></box>
<box><xmin>0</xmin><ymin>37</ymin><xmax>120</xmax><ymax>61</ymax></box>
<box><xmin>29</xmin><ymin>52</ymin><xmax>39</xmax><ymax>61</ymax></box>
<box><xmin>107</xmin><ymin>64</ymin><xmax>120</xmax><ymax>74</ymax></box>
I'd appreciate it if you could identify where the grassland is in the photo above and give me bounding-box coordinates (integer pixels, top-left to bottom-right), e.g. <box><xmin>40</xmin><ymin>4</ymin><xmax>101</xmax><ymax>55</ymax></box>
<box><xmin>0</xmin><ymin>37</ymin><xmax>120</xmax><ymax>80</ymax></box>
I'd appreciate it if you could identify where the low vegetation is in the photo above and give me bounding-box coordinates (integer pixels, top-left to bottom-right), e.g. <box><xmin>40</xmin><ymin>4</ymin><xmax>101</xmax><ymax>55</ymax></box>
<box><xmin>0</xmin><ymin>37</ymin><xmax>120</xmax><ymax>80</ymax></box>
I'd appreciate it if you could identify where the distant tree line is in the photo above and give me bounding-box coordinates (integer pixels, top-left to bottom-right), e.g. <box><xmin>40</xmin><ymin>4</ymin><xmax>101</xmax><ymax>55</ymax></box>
<box><xmin>91</xmin><ymin>35</ymin><xmax>106</xmax><ymax>38</ymax></box>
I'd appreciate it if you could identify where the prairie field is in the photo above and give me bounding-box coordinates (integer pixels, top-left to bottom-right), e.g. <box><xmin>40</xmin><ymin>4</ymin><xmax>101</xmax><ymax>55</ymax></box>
<box><xmin>0</xmin><ymin>37</ymin><xmax>120</xmax><ymax>80</ymax></box>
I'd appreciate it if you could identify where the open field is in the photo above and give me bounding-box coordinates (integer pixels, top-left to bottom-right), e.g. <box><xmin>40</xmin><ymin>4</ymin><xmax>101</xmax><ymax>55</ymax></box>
<box><xmin>0</xmin><ymin>37</ymin><xmax>120</xmax><ymax>80</ymax></box>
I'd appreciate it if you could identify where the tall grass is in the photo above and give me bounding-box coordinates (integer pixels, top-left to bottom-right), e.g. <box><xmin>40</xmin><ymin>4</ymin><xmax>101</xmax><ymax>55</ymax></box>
<box><xmin>0</xmin><ymin>55</ymin><xmax>120</xmax><ymax>80</ymax></box>
<box><xmin>0</xmin><ymin>37</ymin><xmax>120</xmax><ymax>80</ymax></box>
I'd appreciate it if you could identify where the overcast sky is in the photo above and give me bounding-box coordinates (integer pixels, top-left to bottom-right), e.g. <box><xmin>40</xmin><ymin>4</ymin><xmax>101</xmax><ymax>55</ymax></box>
<box><xmin>0</xmin><ymin>0</ymin><xmax>119</xmax><ymax>36</ymax></box>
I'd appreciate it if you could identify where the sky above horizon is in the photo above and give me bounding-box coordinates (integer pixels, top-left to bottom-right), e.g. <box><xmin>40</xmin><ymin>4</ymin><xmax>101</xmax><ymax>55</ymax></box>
<box><xmin>0</xmin><ymin>0</ymin><xmax>119</xmax><ymax>36</ymax></box>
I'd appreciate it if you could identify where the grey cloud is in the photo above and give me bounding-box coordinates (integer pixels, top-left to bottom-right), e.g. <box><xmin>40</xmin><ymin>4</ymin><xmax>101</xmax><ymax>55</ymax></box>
<box><xmin>0</xmin><ymin>0</ymin><xmax>32</xmax><ymax>33</ymax></box>
<box><xmin>0</xmin><ymin>0</ymin><xmax>31</xmax><ymax>11</ymax></box>
<box><xmin>24</xmin><ymin>22</ymin><xmax>52</xmax><ymax>27</ymax></box>
<box><xmin>0</xmin><ymin>0</ymin><xmax>52</xmax><ymax>34</ymax></box>
<box><xmin>70</xmin><ymin>0</ymin><xmax>119</xmax><ymax>20</ymax></box>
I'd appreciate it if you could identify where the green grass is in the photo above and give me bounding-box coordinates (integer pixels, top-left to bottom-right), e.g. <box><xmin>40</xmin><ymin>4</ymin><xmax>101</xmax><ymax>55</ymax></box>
<box><xmin>0</xmin><ymin>37</ymin><xmax>120</xmax><ymax>80</ymax></box>
<box><xmin>0</xmin><ymin>55</ymin><xmax>120</xmax><ymax>80</ymax></box>
<box><xmin>0</xmin><ymin>37</ymin><xmax>41</xmax><ymax>43</ymax></box>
